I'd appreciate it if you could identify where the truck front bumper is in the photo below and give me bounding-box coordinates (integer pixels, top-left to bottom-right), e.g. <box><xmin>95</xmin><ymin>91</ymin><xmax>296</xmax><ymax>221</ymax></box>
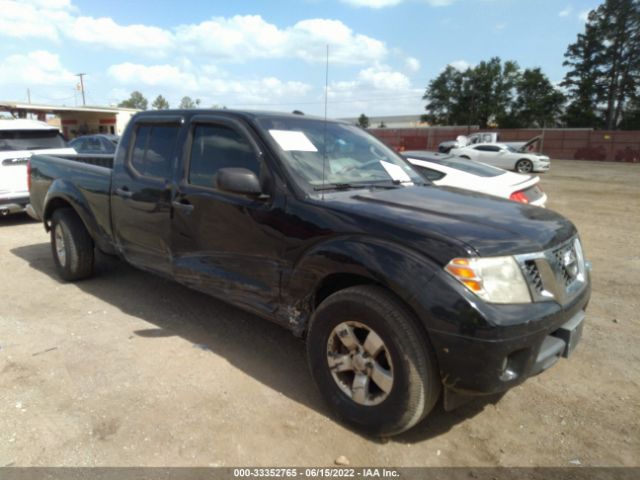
<box><xmin>420</xmin><ymin>272</ymin><xmax>590</xmax><ymax>401</ymax></box>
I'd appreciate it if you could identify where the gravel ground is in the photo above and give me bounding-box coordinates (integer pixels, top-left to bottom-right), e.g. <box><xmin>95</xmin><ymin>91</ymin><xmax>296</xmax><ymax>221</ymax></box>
<box><xmin>0</xmin><ymin>159</ymin><xmax>638</xmax><ymax>467</ymax></box>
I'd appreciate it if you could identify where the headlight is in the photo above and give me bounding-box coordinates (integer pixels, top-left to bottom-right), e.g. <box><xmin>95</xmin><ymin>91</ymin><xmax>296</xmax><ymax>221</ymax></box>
<box><xmin>445</xmin><ymin>256</ymin><xmax>531</xmax><ymax>304</ymax></box>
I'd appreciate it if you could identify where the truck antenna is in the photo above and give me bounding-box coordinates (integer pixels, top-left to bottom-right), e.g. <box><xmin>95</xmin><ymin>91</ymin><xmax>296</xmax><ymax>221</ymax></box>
<box><xmin>321</xmin><ymin>44</ymin><xmax>329</xmax><ymax>201</ymax></box>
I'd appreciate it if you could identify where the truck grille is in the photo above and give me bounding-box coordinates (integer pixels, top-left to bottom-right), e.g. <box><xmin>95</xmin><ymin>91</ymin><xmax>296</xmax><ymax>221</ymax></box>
<box><xmin>552</xmin><ymin>243</ymin><xmax>580</xmax><ymax>288</ymax></box>
<box><xmin>516</xmin><ymin>237</ymin><xmax>588</xmax><ymax>304</ymax></box>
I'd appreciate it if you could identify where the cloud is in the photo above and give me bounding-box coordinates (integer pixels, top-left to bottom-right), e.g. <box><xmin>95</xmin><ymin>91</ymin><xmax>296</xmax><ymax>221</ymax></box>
<box><xmin>449</xmin><ymin>60</ymin><xmax>471</xmax><ymax>71</ymax></box>
<box><xmin>176</xmin><ymin>16</ymin><xmax>387</xmax><ymax>64</ymax></box>
<box><xmin>358</xmin><ymin>66</ymin><xmax>411</xmax><ymax>91</ymax></box>
<box><xmin>0</xmin><ymin>50</ymin><xmax>76</xmax><ymax>86</ymax></box>
<box><xmin>341</xmin><ymin>0</ymin><xmax>454</xmax><ymax>7</ymax></box>
<box><xmin>558</xmin><ymin>6</ymin><xmax>573</xmax><ymax>17</ymax></box>
<box><xmin>341</xmin><ymin>0</ymin><xmax>403</xmax><ymax>7</ymax></box>
<box><xmin>107</xmin><ymin>62</ymin><xmax>312</xmax><ymax>107</ymax></box>
<box><xmin>405</xmin><ymin>57</ymin><xmax>421</xmax><ymax>72</ymax></box>
<box><xmin>0</xmin><ymin>2</ymin><xmax>388</xmax><ymax>65</ymax></box>
<box><xmin>68</xmin><ymin>16</ymin><xmax>174</xmax><ymax>52</ymax></box>
<box><xmin>0</xmin><ymin>0</ymin><xmax>72</xmax><ymax>40</ymax></box>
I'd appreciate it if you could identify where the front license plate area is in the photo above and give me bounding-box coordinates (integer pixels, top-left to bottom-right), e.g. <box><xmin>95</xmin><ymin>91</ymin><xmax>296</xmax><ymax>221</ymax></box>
<box><xmin>553</xmin><ymin>311</ymin><xmax>585</xmax><ymax>358</ymax></box>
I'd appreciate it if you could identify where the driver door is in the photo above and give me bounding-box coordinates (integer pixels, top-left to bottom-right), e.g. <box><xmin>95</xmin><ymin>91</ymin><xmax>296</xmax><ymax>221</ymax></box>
<box><xmin>170</xmin><ymin>116</ymin><xmax>284</xmax><ymax>316</ymax></box>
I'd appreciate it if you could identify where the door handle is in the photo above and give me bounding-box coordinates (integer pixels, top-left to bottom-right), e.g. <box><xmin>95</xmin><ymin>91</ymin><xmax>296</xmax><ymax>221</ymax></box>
<box><xmin>115</xmin><ymin>187</ymin><xmax>133</xmax><ymax>198</ymax></box>
<box><xmin>172</xmin><ymin>199</ymin><xmax>194</xmax><ymax>213</ymax></box>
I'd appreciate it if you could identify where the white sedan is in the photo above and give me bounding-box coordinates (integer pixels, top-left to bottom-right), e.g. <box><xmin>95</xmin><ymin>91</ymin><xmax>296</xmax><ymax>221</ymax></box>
<box><xmin>403</xmin><ymin>151</ymin><xmax>547</xmax><ymax>207</ymax></box>
<box><xmin>450</xmin><ymin>142</ymin><xmax>550</xmax><ymax>174</ymax></box>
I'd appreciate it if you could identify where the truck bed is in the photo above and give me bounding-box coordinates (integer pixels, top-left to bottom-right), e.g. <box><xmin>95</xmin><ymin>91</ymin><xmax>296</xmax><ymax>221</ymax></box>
<box><xmin>29</xmin><ymin>153</ymin><xmax>115</xmax><ymax>253</ymax></box>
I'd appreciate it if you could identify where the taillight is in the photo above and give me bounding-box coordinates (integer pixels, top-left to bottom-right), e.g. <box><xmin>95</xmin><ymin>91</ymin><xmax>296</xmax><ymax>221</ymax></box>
<box><xmin>509</xmin><ymin>190</ymin><xmax>529</xmax><ymax>204</ymax></box>
<box><xmin>27</xmin><ymin>159</ymin><xmax>31</xmax><ymax>192</ymax></box>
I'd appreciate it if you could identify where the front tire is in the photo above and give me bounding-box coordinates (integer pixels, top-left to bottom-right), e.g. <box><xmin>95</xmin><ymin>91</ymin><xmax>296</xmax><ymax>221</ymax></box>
<box><xmin>307</xmin><ymin>285</ymin><xmax>440</xmax><ymax>436</ymax></box>
<box><xmin>50</xmin><ymin>208</ymin><xmax>95</xmax><ymax>281</ymax></box>
<box><xmin>515</xmin><ymin>159</ymin><xmax>534</xmax><ymax>173</ymax></box>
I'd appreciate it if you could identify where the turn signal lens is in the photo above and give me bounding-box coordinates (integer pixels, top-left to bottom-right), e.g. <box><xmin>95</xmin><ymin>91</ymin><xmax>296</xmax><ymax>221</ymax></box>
<box><xmin>462</xmin><ymin>279</ymin><xmax>482</xmax><ymax>292</ymax></box>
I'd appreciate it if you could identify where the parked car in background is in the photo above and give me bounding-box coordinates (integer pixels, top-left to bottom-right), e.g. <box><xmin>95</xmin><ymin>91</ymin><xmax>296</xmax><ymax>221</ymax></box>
<box><xmin>69</xmin><ymin>134</ymin><xmax>119</xmax><ymax>154</ymax></box>
<box><xmin>0</xmin><ymin>119</ymin><xmax>75</xmax><ymax>216</ymax></box>
<box><xmin>403</xmin><ymin>151</ymin><xmax>547</xmax><ymax>207</ymax></box>
<box><xmin>451</xmin><ymin>143</ymin><xmax>551</xmax><ymax>173</ymax></box>
<box><xmin>438</xmin><ymin>132</ymin><xmax>539</xmax><ymax>153</ymax></box>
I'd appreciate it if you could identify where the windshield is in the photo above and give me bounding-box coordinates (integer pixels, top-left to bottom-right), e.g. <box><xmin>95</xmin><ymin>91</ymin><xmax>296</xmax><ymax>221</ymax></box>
<box><xmin>255</xmin><ymin>117</ymin><xmax>423</xmax><ymax>190</ymax></box>
<box><xmin>0</xmin><ymin>129</ymin><xmax>67</xmax><ymax>151</ymax></box>
<box><xmin>505</xmin><ymin>145</ymin><xmax>519</xmax><ymax>153</ymax></box>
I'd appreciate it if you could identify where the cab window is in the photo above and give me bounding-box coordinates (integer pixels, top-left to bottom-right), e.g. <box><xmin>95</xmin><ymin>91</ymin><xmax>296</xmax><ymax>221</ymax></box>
<box><xmin>188</xmin><ymin>124</ymin><xmax>259</xmax><ymax>189</ymax></box>
<box><xmin>130</xmin><ymin>124</ymin><xmax>179</xmax><ymax>180</ymax></box>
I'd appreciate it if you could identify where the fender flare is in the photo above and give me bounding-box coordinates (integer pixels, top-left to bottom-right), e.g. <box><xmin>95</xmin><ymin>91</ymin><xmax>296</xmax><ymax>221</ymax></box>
<box><xmin>279</xmin><ymin>235</ymin><xmax>441</xmax><ymax>335</ymax></box>
<box><xmin>43</xmin><ymin>179</ymin><xmax>115</xmax><ymax>254</ymax></box>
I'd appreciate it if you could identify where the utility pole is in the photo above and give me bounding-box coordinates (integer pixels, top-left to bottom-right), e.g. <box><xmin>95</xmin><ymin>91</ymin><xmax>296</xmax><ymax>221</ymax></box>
<box><xmin>75</xmin><ymin>73</ymin><xmax>86</xmax><ymax>106</ymax></box>
<box><xmin>27</xmin><ymin>88</ymin><xmax>31</xmax><ymax>104</ymax></box>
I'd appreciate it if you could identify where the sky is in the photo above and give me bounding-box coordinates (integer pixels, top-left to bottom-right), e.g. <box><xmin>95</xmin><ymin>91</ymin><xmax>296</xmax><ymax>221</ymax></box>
<box><xmin>0</xmin><ymin>0</ymin><xmax>600</xmax><ymax>118</ymax></box>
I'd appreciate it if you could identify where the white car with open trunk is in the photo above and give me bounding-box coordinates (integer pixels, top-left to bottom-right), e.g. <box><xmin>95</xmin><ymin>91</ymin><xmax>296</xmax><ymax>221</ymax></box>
<box><xmin>450</xmin><ymin>142</ymin><xmax>551</xmax><ymax>174</ymax></box>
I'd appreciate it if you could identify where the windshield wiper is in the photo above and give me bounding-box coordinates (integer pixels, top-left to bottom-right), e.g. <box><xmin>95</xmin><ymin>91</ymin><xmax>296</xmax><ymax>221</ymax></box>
<box><xmin>313</xmin><ymin>182</ymin><xmax>401</xmax><ymax>192</ymax></box>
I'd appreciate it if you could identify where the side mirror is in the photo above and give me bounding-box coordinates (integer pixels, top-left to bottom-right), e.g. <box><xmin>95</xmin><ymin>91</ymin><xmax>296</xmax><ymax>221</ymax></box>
<box><xmin>216</xmin><ymin>168</ymin><xmax>263</xmax><ymax>196</ymax></box>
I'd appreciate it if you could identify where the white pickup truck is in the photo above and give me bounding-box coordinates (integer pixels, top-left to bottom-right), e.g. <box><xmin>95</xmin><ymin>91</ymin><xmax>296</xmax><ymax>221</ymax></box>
<box><xmin>439</xmin><ymin>132</ymin><xmax>538</xmax><ymax>153</ymax></box>
<box><xmin>0</xmin><ymin>119</ymin><xmax>75</xmax><ymax>216</ymax></box>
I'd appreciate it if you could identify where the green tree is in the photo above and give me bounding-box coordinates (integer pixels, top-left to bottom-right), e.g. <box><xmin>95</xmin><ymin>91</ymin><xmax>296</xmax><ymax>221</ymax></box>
<box><xmin>467</xmin><ymin>58</ymin><xmax>520</xmax><ymax>128</ymax></box>
<box><xmin>423</xmin><ymin>58</ymin><xmax>520</xmax><ymax>128</ymax></box>
<box><xmin>118</xmin><ymin>91</ymin><xmax>148</xmax><ymax>110</ymax></box>
<box><xmin>179</xmin><ymin>96</ymin><xmax>201</xmax><ymax>109</ymax></box>
<box><xmin>357</xmin><ymin>113</ymin><xmax>370</xmax><ymax>128</ymax></box>
<box><xmin>378</xmin><ymin>121</ymin><xmax>387</xmax><ymax>128</ymax></box>
<box><xmin>620</xmin><ymin>96</ymin><xmax>640</xmax><ymax>129</ymax></box>
<box><xmin>421</xmin><ymin>65</ymin><xmax>463</xmax><ymax>125</ymax></box>
<box><xmin>152</xmin><ymin>94</ymin><xmax>170</xmax><ymax>110</ymax></box>
<box><xmin>501</xmin><ymin>68</ymin><xmax>565</xmax><ymax>127</ymax></box>
<box><xmin>563</xmin><ymin>0</ymin><xmax>640</xmax><ymax>129</ymax></box>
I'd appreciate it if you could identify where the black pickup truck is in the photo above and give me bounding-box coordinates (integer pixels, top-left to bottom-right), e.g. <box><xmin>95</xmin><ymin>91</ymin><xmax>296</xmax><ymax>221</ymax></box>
<box><xmin>28</xmin><ymin>110</ymin><xmax>591</xmax><ymax>436</ymax></box>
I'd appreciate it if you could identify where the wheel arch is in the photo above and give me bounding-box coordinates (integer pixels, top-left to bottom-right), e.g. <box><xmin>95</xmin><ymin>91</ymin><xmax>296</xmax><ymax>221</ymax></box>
<box><xmin>280</xmin><ymin>236</ymin><xmax>441</xmax><ymax>342</ymax></box>
<box><xmin>42</xmin><ymin>181</ymin><xmax>115</xmax><ymax>255</ymax></box>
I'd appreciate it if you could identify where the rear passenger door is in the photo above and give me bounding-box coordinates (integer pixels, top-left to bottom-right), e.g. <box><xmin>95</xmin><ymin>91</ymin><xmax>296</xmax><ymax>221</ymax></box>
<box><xmin>111</xmin><ymin>117</ymin><xmax>183</xmax><ymax>276</ymax></box>
<box><xmin>170</xmin><ymin>116</ymin><xmax>283</xmax><ymax>316</ymax></box>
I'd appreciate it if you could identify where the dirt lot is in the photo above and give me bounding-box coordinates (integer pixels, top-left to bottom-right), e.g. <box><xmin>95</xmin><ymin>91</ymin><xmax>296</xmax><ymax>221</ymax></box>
<box><xmin>1</xmin><ymin>160</ymin><xmax>638</xmax><ymax>467</ymax></box>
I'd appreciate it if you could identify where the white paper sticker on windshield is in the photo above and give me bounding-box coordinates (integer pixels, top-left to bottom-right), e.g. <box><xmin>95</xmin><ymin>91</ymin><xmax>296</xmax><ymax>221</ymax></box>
<box><xmin>269</xmin><ymin>130</ymin><xmax>318</xmax><ymax>152</ymax></box>
<box><xmin>380</xmin><ymin>160</ymin><xmax>413</xmax><ymax>184</ymax></box>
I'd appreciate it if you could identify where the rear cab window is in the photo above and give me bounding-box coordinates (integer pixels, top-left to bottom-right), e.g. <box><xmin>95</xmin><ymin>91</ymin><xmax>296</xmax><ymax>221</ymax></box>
<box><xmin>130</xmin><ymin>123</ymin><xmax>180</xmax><ymax>180</ymax></box>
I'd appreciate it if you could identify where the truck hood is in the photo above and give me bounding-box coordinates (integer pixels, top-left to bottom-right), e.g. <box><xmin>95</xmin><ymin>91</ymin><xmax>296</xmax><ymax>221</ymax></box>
<box><xmin>323</xmin><ymin>185</ymin><xmax>575</xmax><ymax>260</ymax></box>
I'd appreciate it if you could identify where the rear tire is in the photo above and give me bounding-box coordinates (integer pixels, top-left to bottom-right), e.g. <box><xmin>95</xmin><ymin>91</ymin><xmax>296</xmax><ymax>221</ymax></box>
<box><xmin>50</xmin><ymin>208</ymin><xmax>95</xmax><ymax>281</ymax></box>
<box><xmin>515</xmin><ymin>159</ymin><xmax>533</xmax><ymax>173</ymax></box>
<box><xmin>307</xmin><ymin>285</ymin><xmax>440</xmax><ymax>436</ymax></box>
